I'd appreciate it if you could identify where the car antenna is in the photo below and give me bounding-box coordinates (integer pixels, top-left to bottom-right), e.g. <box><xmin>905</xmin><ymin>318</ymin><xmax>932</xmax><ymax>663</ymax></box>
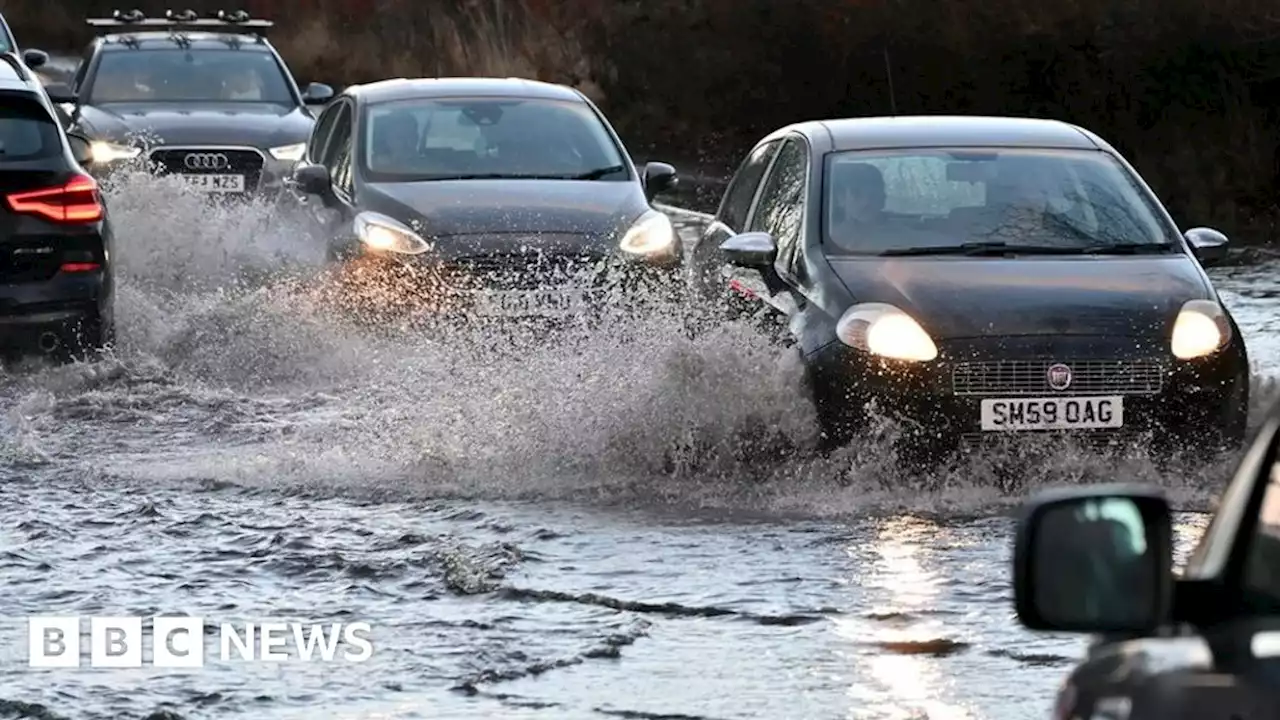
<box><xmin>882</xmin><ymin>43</ymin><xmax>898</xmax><ymax>116</ymax></box>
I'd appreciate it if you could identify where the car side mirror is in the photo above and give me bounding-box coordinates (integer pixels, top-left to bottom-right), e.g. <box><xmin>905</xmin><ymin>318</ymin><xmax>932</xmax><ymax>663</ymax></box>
<box><xmin>1185</xmin><ymin>227</ymin><xmax>1229</xmax><ymax>267</ymax></box>
<box><xmin>1013</xmin><ymin>485</ymin><xmax>1174</xmax><ymax>634</ymax></box>
<box><xmin>66</xmin><ymin>132</ymin><xmax>93</xmax><ymax>166</ymax></box>
<box><xmin>293</xmin><ymin>163</ymin><xmax>332</xmax><ymax>196</ymax></box>
<box><xmin>43</xmin><ymin>82</ymin><xmax>77</xmax><ymax>105</ymax></box>
<box><xmin>302</xmin><ymin>82</ymin><xmax>335</xmax><ymax>105</ymax></box>
<box><xmin>642</xmin><ymin>161</ymin><xmax>678</xmax><ymax>200</ymax></box>
<box><xmin>22</xmin><ymin>49</ymin><xmax>48</xmax><ymax>69</ymax></box>
<box><xmin>719</xmin><ymin>231</ymin><xmax>777</xmax><ymax>268</ymax></box>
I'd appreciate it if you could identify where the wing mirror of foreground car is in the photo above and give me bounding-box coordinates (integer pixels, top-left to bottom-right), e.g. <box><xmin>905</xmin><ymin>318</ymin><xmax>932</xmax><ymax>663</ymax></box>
<box><xmin>302</xmin><ymin>82</ymin><xmax>335</xmax><ymax>105</ymax></box>
<box><xmin>642</xmin><ymin>161</ymin><xmax>678</xmax><ymax>200</ymax></box>
<box><xmin>1185</xmin><ymin>227</ymin><xmax>1229</xmax><ymax>267</ymax></box>
<box><xmin>1013</xmin><ymin>484</ymin><xmax>1174</xmax><ymax>634</ymax></box>
<box><xmin>293</xmin><ymin>163</ymin><xmax>332</xmax><ymax>196</ymax></box>
<box><xmin>719</xmin><ymin>231</ymin><xmax>777</xmax><ymax>268</ymax></box>
<box><xmin>43</xmin><ymin>81</ymin><xmax>77</xmax><ymax>105</ymax></box>
<box><xmin>66</xmin><ymin>132</ymin><xmax>93</xmax><ymax>166</ymax></box>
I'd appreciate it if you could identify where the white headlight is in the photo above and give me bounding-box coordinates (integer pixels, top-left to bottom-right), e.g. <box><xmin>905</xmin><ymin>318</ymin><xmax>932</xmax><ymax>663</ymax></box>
<box><xmin>353</xmin><ymin>212</ymin><xmax>431</xmax><ymax>255</ymax></box>
<box><xmin>269</xmin><ymin>143</ymin><xmax>306</xmax><ymax>161</ymax></box>
<box><xmin>89</xmin><ymin>141</ymin><xmax>140</xmax><ymax>163</ymax></box>
<box><xmin>1171</xmin><ymin>299</ymin><xmax>1230</xmax><ymax>359</ymax></box>
<box><xmin>836</xmin><ymin>302</ymin><xmax>938</xmax><ymax>361</ymax></box>
<box><xmin>619</xmin><ymin>209</ymin><xmax>677</xmax><ymax>258</ymax></box>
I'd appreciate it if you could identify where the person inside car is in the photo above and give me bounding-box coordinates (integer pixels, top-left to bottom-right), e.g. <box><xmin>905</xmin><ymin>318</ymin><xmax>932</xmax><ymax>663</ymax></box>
<box><xmin>369</xmin><ymin>109</ymin><xmax>422</xmax><ymax>172</ymax></box>
<box><xmin>828</xmin><ymin>161</ymin><xmax>889</xmax><ymax>251</ymax></box>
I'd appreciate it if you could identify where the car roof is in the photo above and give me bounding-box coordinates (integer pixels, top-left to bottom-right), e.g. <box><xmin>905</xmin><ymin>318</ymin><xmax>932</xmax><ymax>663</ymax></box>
<box><xmin>348</xmin><ymin>77</ymin><xmax>585</xmax><ymax>105</ymax></box>
<box><xmin>781</xmin><ymin>115</ymin><xmax>1104</xmax><ymax>151</ymax></box>
<box><xmin>96</xmin><ymin>32</ymin><xmax>274</xmax><ymax>51</ymax></box>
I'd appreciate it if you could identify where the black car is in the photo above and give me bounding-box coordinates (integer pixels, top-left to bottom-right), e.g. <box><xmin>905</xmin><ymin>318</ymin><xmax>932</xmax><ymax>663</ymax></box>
<box><xmin>0</xmin><ymin>52</ymin><xmax>115</xmax><ymax>359</ymax></box>
<box><xmin>1011</xmin><ymin>398</ymin><xmax>1280</xmax><ymax>720</ymax></box>
<box><xmin>0</xmin><ymin>11</ymin><xmax>50</xmax><ymax>73</ymax></box>
<box><xmin>287</xmin><ymin>76</ymin><xmax>681</xmax><ymax>324</ymax></box>
<box><xmin>684</xmin><ymin>115</ymin><xmax>1250</xmax><ymax>456</ymax></box>
<box><xmin>41</xmin><ymin>10</ymin><xmax>334</xmax><ymax>199</ymax></box>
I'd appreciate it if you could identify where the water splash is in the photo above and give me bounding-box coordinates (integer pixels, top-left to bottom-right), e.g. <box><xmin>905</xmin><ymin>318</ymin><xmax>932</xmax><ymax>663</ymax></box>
<box><xmin>2</xmin><ymin>170</ymin><xmax>1275</xmax><ymax>518</ymax></box>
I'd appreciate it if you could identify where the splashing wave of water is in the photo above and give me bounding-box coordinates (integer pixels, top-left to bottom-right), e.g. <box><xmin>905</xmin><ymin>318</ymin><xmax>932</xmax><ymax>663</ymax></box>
<box><xmin>1</xmin><ymin>168</ymin><xmax>1275</xmax><ymax>517</ymax></box>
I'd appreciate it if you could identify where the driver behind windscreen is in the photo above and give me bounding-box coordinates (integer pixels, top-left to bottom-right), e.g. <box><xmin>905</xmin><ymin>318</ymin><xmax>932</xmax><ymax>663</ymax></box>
<box><xmin>369</xmin><ymin>109</ymin><xmax>423</xmax><ymax>171</ymax></box>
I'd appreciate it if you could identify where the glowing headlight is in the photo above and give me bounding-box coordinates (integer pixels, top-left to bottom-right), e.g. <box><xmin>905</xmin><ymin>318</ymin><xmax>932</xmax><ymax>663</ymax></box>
<box><xmin>836</xmin><ymin>302</ymin><xmax>938</xmax><ymax>362</ymax></box>
<box><xmin>1171</xmin><ymin>299</ymin><xmax>1231</xmax><ymax>359</ymax></box>
<box><xmin>619</xmin><ymin>209</ymin><xmax>677</xmax><ymax>258</ymax></box>
<box><xmin>89</xmin><ymin>141</ymin><xmax>141</xmax><ymax>163</ymax></box>
<box><xmin>352</xmin><ymin>212</ymin><xmax>431</xmax><ymax>255</ymax></box>
<box><xmin>269</xmin><ymin>143</ymin><xmax>306</xmax><ymax>161</ymax></box>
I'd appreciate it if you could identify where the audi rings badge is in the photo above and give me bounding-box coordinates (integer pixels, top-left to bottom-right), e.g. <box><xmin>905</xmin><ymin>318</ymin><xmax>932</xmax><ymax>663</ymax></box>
<box><xmin>183</xmin><ymin>152</ymin><xmax>230</xmax><ymax>171</ymax></box>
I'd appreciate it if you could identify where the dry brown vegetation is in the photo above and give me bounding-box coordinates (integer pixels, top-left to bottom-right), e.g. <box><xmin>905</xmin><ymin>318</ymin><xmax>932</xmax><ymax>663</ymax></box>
<box><xmin>12</xmin><ymin>0</ymin><xmax>1280</xmax><ymax>244</ymax></box>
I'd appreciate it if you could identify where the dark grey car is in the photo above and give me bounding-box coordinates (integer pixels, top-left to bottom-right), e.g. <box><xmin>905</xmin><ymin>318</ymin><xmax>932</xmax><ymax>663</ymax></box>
<box><xmin>42</xmin><ymin>10</ymin><xmax>334</xmax><ymax>199</ymax></box>
<box><xmin>1012</xmin><ymin>399</ymin><xmax>1280</xmax><ymax>719</ymax></box>
<box><xmin>685</xmin><ymin>115</ymin><xmax>1251</xmax><ymax>460</ymax></box>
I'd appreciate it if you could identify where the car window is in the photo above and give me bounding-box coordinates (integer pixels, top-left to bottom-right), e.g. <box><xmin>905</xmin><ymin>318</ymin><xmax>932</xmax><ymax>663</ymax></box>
<box><xmin>359</xmin><ymin>97</ymin><xmax>626</xmax><ymax>182</ymax></box>
<box><xmin>0</xmin><ymin>98</ymin><xmax>62</xmax><ymax>161</ymax></box>
<box><xmin>1242</xmin><ymin>459</ymin><xmax>1280</xmax><ymax>606</ymax></box>
<box><xmin>820</xmin><ymin>147</ymin><xmax>1175</xmax><ymax>255</ymax></box>
<box><xmin>748</xmin><ymin>136</ymin><xmax>807</xmax><ymax>277</ymax></box>
<box><xmin>307</xmin><ymin>102</ymin><xmax>343</xmax><ymax>164</ymax></box>
<box><xmin>325</xmin><ymin>103</ymin><xmax>353</xmax><ymax>188</ymax></box>
<box><xmin>716</xmin><ymin>140</ymin><xmax>780</xmax><ymax>232</ymax></box>
<box><xmin>86</xmin><ymin>49</ymin><xmax>294</xmax><ymax>104</ymax></box>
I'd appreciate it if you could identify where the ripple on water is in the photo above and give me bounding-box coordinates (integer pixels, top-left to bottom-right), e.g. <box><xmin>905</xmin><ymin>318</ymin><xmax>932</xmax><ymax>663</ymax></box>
<box><xmin>0</xmin><ymin>168</ymin><xmax>1274</xmax><ymax>719</ymax></box>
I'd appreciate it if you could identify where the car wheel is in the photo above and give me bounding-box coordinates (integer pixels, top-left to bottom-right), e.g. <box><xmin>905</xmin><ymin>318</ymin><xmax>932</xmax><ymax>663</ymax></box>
<box><xmin>65</xmin><ymin>317</ymin><xmax>114</xmax><ymax>361</ymax></box>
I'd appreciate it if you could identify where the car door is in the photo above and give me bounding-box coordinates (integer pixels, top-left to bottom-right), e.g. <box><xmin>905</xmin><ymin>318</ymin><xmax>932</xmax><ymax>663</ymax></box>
<box><xmin>741</xmin><ymin>134</ymin><xmax>810</xmax><ymax>319</ymax></box>
<box><xmin>688</xmin><ymin>138</ymin><xmax>779</xmax><ymax>307</ymax></box>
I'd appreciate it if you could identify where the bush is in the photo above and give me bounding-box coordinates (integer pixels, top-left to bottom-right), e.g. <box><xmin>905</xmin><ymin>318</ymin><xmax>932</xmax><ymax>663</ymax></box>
<box><xmin>13</xmin><ymin>0</ymin><xmax>1280</xmax><ymax>243</ymax></box>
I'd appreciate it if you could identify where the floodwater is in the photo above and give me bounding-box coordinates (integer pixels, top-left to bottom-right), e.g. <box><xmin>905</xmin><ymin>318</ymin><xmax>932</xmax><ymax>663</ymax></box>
<box><xmin>0</xmin><ymin>166</ymin><xmax>1276</xmax><ymax>720</ymax></box>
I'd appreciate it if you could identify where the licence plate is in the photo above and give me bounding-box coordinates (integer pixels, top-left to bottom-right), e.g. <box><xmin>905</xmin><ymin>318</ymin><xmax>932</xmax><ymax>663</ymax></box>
<box><xmin>979</xmin><ymin>396</ymin><xmax>1123</xmax><ymax>431</ymax></box>
<box><xmin>180</xmin><ymin>174</ymin><xmax>245</xmax><ymax>192</ymax></box>
<box><xmin>472</xmin><ymin>289</ymin><xmax>587</xmax><ymax>317</ymax></box>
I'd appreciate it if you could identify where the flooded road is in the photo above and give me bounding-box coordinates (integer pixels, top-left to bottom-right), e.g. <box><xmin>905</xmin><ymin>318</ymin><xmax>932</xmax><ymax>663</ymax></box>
<box><xmin>0</xmin><ymin>170</ymin><xmax>1276</xmax><ymax>720</ymax></box>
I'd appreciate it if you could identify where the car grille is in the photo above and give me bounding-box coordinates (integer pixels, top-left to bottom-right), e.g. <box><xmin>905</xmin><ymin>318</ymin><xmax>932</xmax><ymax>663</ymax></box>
<box><xmin>950</xmin><ymin>359</ymin><xmax>1166</xmax><ymax>396</ymax></box>
<box><xmin>147</xmin><ymin>148</ymin><xmax>265</xmax><ymax>193</ymax></box>
<box><xmin>445</xmin><ymin>253</ymin><xmax>607</xmax><ymax>291</ymax></box>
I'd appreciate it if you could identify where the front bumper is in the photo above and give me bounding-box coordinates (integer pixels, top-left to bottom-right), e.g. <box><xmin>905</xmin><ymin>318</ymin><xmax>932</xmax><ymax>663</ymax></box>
<box><xmin>316</xmin><ymin>250</ymin><xmax>684</xmax><ymax>329</ymax></box>
<box><xmin>806</xmin><ymin>334</ymin><xmax>1247</xmax><ymax>452</ymax></box>
<box><xmin>85</xmin><ymin>147</ymin><xmax>296</xmax><ymax>200</ymax></box>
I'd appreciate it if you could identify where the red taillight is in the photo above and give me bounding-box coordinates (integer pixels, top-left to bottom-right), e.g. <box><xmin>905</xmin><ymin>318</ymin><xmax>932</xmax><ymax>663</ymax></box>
<box><xmin>60</xmin><ymin>262</ymin><xmax>100</xmax><ymax>272</ymax></box>
<box><xmin>5</xmin><ymin>175</ymin><xmax>104</xmax><ymax>224</ymax></box>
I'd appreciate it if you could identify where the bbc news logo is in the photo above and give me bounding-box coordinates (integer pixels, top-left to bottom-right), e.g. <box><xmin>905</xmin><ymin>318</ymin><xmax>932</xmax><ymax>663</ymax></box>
<box><xmin>27</xmin><ymin>617</ymin><xmax>373</xmax><ymax>667</ymax></box>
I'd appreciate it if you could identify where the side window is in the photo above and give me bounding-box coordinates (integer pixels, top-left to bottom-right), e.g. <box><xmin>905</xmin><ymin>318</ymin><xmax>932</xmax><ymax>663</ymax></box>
<box><xmin>1243</xmin><ymin>456</ymin><xmax>1280</xmax><ymax>604</ymax></box>
<box><xmin>307</xmin><ymin>101</ymin><xmax>343</xmax><ymax>164</ymax></box>
<box><xmin>716</xmin><ymin>140</ymin><xmax>779</xmax><ymax>232</ymax></box>
<box><xmin>748</xmin><ymin>137</ymin><xmax>808</xmax><ymax>278</ymax></box>
<box><xmin>322</xmin><ymin>102</ymin><xmax>352</xmax><ymax>170</ymax></box>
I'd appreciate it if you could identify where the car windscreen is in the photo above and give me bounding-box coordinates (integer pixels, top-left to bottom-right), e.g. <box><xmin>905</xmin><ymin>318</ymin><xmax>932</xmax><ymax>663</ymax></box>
<box><xmin>0</xmin><ymin>96</ymin><xmax>62</xmax><ymax>161</ymax></box>
<box><xmin>359</xmin><ymin>97</ymin><xmax>628</xmax><ymax>182</ymax></box>
<box><xmin>822</xmin><ymin>147</ymin><xmax>1177</xmax><ymax>255</ymax></box>
<box><xmin>87</xmin><ymin>49</ymin><xmax>294</xmax><ymax>104</ymax></box>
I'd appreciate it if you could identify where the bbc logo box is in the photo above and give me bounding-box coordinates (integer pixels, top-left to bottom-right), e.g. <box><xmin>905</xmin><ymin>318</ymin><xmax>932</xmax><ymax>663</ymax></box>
<box><xmin>28</xmin><ymin>616</ymin><xmax>205</xmax><ymax>668</ymax></box>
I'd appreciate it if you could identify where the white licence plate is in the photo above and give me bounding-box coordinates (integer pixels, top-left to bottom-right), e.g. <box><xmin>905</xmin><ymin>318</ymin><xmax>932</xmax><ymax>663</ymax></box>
<box><xmin>180</xmin><ymin>173</ymin><xmax>246</xmax><ymax>192</ymax></box>
<box><xmin>472</xmin><ymin>289</ymin><xmax>587</xmax><ymax>317</ymax></box>
<box><xmin>979</xmin><ymin>396</ymin><xmax>1123</xmax><ymax>431</ymax></box>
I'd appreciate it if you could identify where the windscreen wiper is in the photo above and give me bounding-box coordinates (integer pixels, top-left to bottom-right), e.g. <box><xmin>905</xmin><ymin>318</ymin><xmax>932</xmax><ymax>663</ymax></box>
<box><xmin>877</xmin><ymin>241</ymin><xmax>1175</xmax><ymax>257</ymax></box>
<box><xmin>878</xmin><ymin>242</ymin><xmax>1086</xmax><ymax>256</ymax></box>
<box><xmin>571</xmin><ymin>164</ymin><xmax>625</xmax><ymax>180</ymax></box>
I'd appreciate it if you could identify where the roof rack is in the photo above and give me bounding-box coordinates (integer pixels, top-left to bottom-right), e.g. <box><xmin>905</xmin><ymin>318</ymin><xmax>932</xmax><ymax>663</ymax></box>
<box><xmin>0</xmin><ymin>51</ymin><xmax>30</xmax><ymax>81</ymax></box>
<box><xmin>86</xmin><ymin>9</ymin><xmax>274</xmax><ymax>34</ymax></box>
